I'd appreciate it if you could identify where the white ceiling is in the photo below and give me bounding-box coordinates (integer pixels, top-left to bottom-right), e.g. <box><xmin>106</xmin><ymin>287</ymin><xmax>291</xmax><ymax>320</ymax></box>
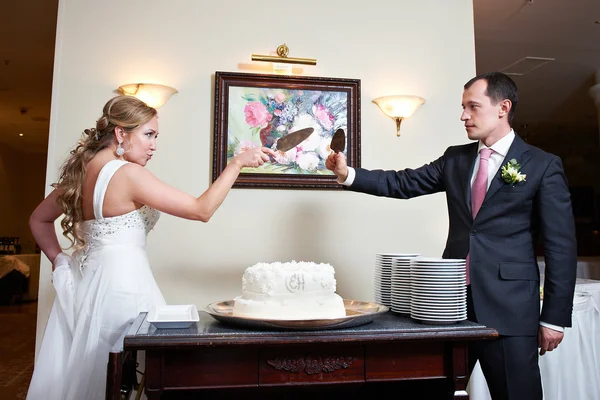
<box><xmin>1</xmin><ymin>0</ymin><xmax>599</xmax><ymax>154</ymax></box>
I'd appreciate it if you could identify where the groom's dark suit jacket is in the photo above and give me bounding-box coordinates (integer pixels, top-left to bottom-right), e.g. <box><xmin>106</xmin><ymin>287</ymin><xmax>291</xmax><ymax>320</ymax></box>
<box><xmin>351</xmin><ymin>134</ymin><xmax>577</xmax><ymax>336</ymax></box>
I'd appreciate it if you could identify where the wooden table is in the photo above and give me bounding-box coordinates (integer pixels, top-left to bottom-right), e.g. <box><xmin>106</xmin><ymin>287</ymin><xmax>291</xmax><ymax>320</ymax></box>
<box><xmin>107</xmin><ymin>311</ymin><xmax>497</xmax><ymax>399</ymax></box>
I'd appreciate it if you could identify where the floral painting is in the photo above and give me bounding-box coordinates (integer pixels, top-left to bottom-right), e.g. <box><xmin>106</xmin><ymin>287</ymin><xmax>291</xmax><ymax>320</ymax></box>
<box><xmin>213</xmin><ymin>72</ymin><xmax>360</xmax><ymax>189</ymax></box>
<box><xmin>227</xmin><ymin>87</ymin><xmax>347</xmax><ymax>175</ymax></box>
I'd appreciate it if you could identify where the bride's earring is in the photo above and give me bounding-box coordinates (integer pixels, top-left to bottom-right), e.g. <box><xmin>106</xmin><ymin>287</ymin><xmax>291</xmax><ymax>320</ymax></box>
<box><xmin>116</xmin><ymin>141</ymin><xmax>125</xmax><ymax>157</ymax></box>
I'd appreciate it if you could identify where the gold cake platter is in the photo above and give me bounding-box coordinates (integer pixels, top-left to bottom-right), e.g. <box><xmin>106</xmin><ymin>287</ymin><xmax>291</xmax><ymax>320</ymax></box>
<box><xmin>204</xmin><ymin>299</ymin><xmax>389</xmax><ymax>331</ymax></box>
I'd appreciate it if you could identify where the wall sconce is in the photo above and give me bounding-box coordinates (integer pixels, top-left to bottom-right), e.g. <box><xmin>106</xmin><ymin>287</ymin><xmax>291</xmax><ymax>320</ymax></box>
<box><xmin>117</xmin><ymin>83</ymin><xmax>178</xmax><ymax>108</ymax></box>
<box><xmin>252</xmin><ymin>43</ymin><xmax>317</xmax><ymax>66</ymax></box>
<box><xmin>372</xmin><ymin>95</ymin><xmax>425</xmax><ymax>137</ymax></box>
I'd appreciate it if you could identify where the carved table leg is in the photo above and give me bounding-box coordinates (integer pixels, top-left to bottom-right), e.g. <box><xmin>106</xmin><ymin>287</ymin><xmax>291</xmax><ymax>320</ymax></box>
<box><xmin>106</xmin><ymin>350</ymin><xmax>123</xmax><ymax>400</ymax></box>
<box><xmin>144</xmin><ymin>352</ymin><xmax>163</xmax><ymax>400</ymax></box>
<box><xmin>450</xmin><ymin>342</ymin><xmax>469</xmax><ymax>399</ymax></box>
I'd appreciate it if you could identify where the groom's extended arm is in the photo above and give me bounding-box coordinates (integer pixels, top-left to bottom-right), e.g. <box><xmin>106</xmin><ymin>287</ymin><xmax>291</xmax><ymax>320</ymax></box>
<box><xmin>348</xmin><ymin>154</ymin><xmax>447</xmax><ymax>199</ymax></box>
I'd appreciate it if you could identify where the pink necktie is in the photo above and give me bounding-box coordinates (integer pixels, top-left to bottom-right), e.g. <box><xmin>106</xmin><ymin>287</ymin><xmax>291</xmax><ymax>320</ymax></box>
<box><xmin>466</xmin><ymin>148</ymin><xmax>493</xmax><ymax>285</ymax></box>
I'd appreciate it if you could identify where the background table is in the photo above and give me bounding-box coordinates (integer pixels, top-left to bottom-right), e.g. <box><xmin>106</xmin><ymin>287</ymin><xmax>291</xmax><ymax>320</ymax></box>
<box><xmin>467</xmin><ymin>278</ymin><xmax>600</xmax><ymax>400</ymax></box>
<box><xmin>0</xmin><ymin>253</ymin><xmax>40</xmax><ymax>302</ymax></box>
<box><xmin>16</xmin><ymin>254</ymin><xmax>41</xmax><ymax>300</ymax></box>
<box><xmin>108</xmin><ymin>311</ymin><xmax>498</xmax><ymax>399</ymax></box>
<box><xmin>537</xmin><ymin>256</ymin><xmax>600</xmax><ymax>280</ymax></box>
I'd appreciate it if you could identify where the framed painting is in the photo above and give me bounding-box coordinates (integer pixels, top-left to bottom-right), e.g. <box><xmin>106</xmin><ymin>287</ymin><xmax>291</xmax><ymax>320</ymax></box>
<box><xmin>213</xmin><ymin>71</ymin><xmax>361</xmax><ymax>189</ymax></box>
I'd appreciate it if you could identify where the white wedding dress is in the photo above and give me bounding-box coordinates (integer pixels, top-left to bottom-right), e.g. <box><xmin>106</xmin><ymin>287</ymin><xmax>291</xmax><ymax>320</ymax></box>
<box><xmin>27</xmin><ymin>159</ymin><xmax>166</xmax><ymax>400</ymax></box>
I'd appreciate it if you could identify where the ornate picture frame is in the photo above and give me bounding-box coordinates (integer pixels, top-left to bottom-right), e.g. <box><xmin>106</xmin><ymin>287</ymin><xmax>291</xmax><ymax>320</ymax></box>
<box><xmin>213</xmin><ymin>71</ymin><xmax>361</xmax><ymax>189</ymax></box>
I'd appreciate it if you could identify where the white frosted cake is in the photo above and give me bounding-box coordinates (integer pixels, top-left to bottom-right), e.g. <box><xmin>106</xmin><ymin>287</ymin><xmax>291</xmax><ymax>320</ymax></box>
<box><xmin>232</xmin><ymin>261</ymin><xmax>346</xmax><ymax>320</ymax></box>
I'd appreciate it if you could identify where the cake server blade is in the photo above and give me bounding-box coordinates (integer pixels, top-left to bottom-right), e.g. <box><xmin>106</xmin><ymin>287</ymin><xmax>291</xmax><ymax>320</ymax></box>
<box><xmin>330</xmin><ymin>128</ymin><xmax>346</xmax><ymax>153</ymax></box>
<box><xmin>276</xmin><ymin>127</ymin><xmax>314</xmax><ymax>152</ymax></box>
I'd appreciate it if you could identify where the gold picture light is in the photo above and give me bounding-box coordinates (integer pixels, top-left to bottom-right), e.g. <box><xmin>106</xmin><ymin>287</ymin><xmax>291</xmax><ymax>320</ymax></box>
<box><xmin>372</xmin><ymin>95</ymin><xmax>426</xmax><ymax>137</ymax></box>
<box><xmin>117</xmin><ymin>83</ymin><xmax>178</xmax><ymax>108</ymax></box>
<box><xmin>252</xmin><ymin>43</ymin><xmax>317</xmax><ymax>66</ymax></box>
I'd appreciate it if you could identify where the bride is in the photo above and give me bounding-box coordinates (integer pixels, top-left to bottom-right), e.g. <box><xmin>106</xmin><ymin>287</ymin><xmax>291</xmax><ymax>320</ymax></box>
<box><xmin>26</xmin><ymin>95</ymin><xmax>276</xmax><ymax>400</ymax></box>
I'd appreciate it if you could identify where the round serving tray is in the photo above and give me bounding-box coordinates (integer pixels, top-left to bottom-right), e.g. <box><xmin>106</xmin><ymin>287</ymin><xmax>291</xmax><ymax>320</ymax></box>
<box><xmin>204</xmin><ymin>299</ymin><xmax>389</xmax><ymax>331</ymax></box>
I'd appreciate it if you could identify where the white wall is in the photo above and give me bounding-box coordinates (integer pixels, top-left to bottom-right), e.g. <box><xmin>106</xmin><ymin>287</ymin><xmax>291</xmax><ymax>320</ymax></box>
<box><xmin>37</xmin><ymin>0</ymin><xmax>476</xmax><ymax>351</ymax></box>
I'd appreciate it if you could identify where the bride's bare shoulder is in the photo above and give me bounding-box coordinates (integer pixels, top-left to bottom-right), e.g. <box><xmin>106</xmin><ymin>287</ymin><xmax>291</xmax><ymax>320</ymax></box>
<box><xmin>119</xmin><ymin>162</ymin><xmax>153</xmax><ymax>179</ymax></box>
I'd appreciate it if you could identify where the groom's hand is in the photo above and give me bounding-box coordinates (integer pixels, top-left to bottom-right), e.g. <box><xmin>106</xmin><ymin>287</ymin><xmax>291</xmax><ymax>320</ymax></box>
<box><xmin>538</xmin><ymin>325</ymin><xmax>564</xmax><ymax>355</ymax></box>
<box><xmin>326</xmin><ymin>152</ymin><xmax>349</xmax><ymax>183</ymax></box>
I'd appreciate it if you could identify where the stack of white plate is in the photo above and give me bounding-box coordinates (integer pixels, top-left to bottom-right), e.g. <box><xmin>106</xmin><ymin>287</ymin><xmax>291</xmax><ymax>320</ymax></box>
<box><xmin>373</xmin><ymin>253</ymin><xmax>394</xmax><ymax>307</ymax></box>
<box><xmin>390</xmin><ymin>254</ymin><xmax>420</xmax><ymax>314</ymax></box>
<box><xmin>374</xmin><ymin>253</ymin><xmax>419</xmax><ymax>308</ymax></box>
<box><xmin>409</xmin><ymin>257</ymin><xmax>467</xmax><ymax>324</ymax></box>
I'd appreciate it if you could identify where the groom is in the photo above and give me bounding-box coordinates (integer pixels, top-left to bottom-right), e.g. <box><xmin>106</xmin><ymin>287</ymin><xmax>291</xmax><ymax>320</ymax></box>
<box><xmin>326</xmin><ymin>72</ymin><xmax>577</xmax><ymax>400</ymax></box>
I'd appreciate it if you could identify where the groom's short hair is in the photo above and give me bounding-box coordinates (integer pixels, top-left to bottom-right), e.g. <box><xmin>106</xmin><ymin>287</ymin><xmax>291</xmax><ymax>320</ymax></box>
<box><xmin>465</xmin><ymin>72</ymin><xmax>519</xmax><ymax>125</ymax></box>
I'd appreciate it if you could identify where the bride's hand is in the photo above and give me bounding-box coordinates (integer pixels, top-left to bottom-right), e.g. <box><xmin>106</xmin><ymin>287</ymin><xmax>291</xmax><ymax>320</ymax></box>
<box><xmin>52</xmin><ymin>252</ymin><xmax>73</xmax><ymax>273</ymax></box>
<box><xmin>232</xmin><ymin>147</ymin><xmax>277</xmax><ymax>168</ymax></box>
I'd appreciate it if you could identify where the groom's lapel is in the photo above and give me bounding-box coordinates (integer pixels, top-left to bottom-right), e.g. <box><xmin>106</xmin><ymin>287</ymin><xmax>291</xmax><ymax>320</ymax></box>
<box><xmin>459</xmin><ymin>143</ymin><xmax>479</xmax><ymax>215</ymax></box>
<box><xmin>484</xmin><ymin>134</ymin><xmax>531</xmax><ymax>203</ymax></box>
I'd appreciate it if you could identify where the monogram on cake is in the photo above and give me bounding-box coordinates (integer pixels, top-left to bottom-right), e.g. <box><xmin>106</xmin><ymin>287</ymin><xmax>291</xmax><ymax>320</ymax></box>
<box><xmin>232</xmin><ymin>261</ymin><xmax>346</xmax><ymax>320</ymax></box>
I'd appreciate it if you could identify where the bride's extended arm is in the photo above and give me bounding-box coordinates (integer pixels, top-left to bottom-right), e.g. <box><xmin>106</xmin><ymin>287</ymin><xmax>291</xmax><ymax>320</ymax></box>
<box><xmin>127</xmin><ymin>147</ymin><xmax>276</xmax><ymax>222</ymax></box>
<box><xmin>29</xmin><ymin>189</ymin><xmax>63</xmax><ymax>264</ymax></box>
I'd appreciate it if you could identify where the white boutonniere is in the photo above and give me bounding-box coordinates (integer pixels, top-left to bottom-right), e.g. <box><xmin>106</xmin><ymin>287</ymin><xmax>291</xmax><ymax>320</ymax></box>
<box><xmin>501</xmin><ymin>159</ymin><xmax>526</xmax><ymax>185</ymax></box>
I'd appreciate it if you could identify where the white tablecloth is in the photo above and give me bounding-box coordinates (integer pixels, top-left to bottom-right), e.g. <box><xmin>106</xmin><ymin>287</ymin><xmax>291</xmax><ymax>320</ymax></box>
<box><xmin>468</xmin><ymin>278</ymin><xmax>600</xmax><ymax>400</ymax></box>
<box><xmin>0</xmin><ymin>255</ymin><xmax>31</xmax><ymax>279</ymax></box>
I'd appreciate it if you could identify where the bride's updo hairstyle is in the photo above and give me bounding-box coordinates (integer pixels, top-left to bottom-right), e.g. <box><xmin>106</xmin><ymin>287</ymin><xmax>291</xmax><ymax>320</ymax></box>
<box><xmin>52</xmin><ymin>96</ymin><xmax>157</xmax><ymax>248</ymax></box>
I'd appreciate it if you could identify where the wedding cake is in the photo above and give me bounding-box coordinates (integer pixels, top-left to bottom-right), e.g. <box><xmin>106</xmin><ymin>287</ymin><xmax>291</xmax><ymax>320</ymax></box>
<box><xmin>232</xmin><ymin>261</ymin><xmax>346</xmax><ymax>320</ymax></box>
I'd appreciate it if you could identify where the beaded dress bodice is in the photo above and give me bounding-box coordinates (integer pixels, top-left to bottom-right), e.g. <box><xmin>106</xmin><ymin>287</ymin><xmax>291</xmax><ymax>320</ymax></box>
<box><xmin>82</xmin><ymin>205</ymin><xmax>160</xmax><ymax>244</ymax></box>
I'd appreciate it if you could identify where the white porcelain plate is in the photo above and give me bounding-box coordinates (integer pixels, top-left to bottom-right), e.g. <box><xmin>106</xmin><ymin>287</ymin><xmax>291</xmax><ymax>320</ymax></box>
<box><xmin>147</xmin><ymin>304</ymin><xmax>200</xmax><ymax>329</ymax></box>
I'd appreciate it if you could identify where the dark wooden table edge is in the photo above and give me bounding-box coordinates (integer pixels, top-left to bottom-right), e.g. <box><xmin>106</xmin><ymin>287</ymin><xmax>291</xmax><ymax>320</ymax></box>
<box><xmin>123</xmin><ymin>312</ymin><xmax>498</xmax><ymax>349</ymax></box>
<box><xmin>124</xmin><ymin>331</ymin><xmax>498</xmax><ymax>349</ymax></box>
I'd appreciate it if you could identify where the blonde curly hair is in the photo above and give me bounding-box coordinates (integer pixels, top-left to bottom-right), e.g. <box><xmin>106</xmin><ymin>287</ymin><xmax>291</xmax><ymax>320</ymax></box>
<box><xmin>52</xmin><ymin>96</ymin><xmax>157</xmax><ymax>249</ymax></box>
